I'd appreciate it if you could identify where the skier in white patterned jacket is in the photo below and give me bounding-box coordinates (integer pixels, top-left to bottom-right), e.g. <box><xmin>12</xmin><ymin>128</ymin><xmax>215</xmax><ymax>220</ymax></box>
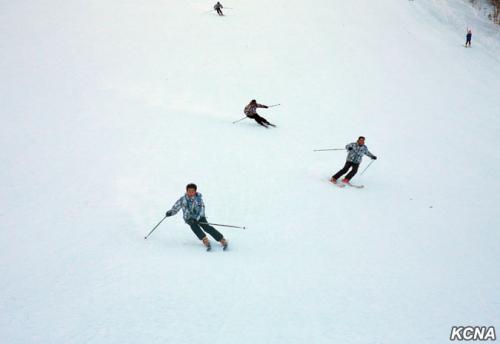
<box><xmin>330</xmin><ymin>136</ymin><xmax>377</xmax><ymax>184</ymax></box>
<box><xmin>165</xmin><ymin>183</ymin><xmax>227</xmax><ymax>250</ymax></box>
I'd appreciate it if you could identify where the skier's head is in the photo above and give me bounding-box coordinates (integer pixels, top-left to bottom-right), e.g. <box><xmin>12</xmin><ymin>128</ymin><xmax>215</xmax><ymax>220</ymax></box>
<box><xmin>250</xmin><ymin>99</ymin><xmax>256</xmax><ymax>104</ymax></box>
<box><xmin>186</xmin><ymin>183</ymin><xmax>197</xmax><ymax>197</ymax></box>
<box><xmin>357</xmin><ymin>136</ymin><xmax>365</xmax><ymax>145</ymax></box>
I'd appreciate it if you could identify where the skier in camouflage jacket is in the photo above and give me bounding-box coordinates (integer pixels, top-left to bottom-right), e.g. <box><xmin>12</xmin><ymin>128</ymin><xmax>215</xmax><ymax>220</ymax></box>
<box><xmin>244</xmin><ymin>99</ymin><xmax>275</xmax><ymax>128</ymax></box>
<box><xmin>166</xmin><ymin>183</ymin><xmax>227</xmax><ymax>250</ymax></box>
<box><xmin>331</xmin><ymin>136</ymin><xmax>377</xmax><ymax>183</ymax></box>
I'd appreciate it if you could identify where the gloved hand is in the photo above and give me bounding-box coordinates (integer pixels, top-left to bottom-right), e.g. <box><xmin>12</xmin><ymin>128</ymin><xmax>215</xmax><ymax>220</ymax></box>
<box><xmin>372</xmin><ymin>156</ymin><xmax>377</xmax><ymax>160</ymax></box>
<box><xmin>264</xmin><ymin>105</ymin><xmax>269</xmax><ymax>108</ymax></box>
<box><xmin>165</xmin><ymin>210</ymin><xmax>173</xmax><ymax>217</ymax></box>
<box><xmin>347</xmin><ymin>147</ymin><xmax>353</xmax><ymax>151</ymax></box>
<box><xmin>187</xmin><ymin>218</ymin><xmax>198</xmax><ymax>225</ymax></box>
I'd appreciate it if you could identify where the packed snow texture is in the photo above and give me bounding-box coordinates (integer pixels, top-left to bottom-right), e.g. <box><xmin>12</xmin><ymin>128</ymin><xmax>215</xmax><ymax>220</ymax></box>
<box><xmin>1</xmin><ymin>0</ymin><xmax>499</xmax><ymax>343</ymax></box>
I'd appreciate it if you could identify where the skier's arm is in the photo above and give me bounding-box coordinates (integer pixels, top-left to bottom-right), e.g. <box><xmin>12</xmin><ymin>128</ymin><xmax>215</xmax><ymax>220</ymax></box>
<box><xmin>364</xmin><ymin>148</ymin><xmax>376</xmax><ymax>159</ymax></box>
<box><xmin>166</xmin><ymin>197</ymin><xmax>183</xmax><ymax>216</ymax></box>
<box><xmin>256</xmin><ymin>103</ymin><xmax>268</xmax><ymax>109</ymax></box>
<box><xmin>345</xmin><ymin>143</ymin><xmax>355</xmax><ymax>151</ymax></box>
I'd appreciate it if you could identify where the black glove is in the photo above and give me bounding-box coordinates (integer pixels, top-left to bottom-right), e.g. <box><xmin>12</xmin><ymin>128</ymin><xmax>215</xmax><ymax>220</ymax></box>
<box><xmin>347</xmin><ymin>147</ymin><xmax>353</xmax><ymax>151</ymax></box>
<box><xmin>165</xmin><ymin>210</ymin><xmax>173</xmax><ymax>217</ymax></box>
<box><xmin>187</xmin><ymin>218</ymin><xmax>198</xmax><ymax>225</ymax></box>
<box><xmin>264</xmin><ymin>105</ymin><xmax>269</xmax><ymax>108</ymax></box>
<box><xmin>372</xmin><ymin>156</ymin><xmax>377</xmax><ymax>160</ymax></box>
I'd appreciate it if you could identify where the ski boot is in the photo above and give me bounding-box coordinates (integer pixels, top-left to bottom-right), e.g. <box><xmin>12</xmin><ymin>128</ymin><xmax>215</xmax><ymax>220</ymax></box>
<box><xmin>220</xmin><ymin>238</ymin><xmax>228</xmax><ymax>251</ymax></box>
<box><xmin>202</xmin><ymin>237</ymin><xmax>211</xmax><ymax>251</ymax></box>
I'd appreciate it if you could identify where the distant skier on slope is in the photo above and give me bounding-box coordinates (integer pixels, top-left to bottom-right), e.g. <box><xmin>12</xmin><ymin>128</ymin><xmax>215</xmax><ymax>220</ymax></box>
<box><xmin>330</xmin><ymin>136</ymin><xmax>377</xmax><ymax>185</ymax></box>
<box><xmin>165</xmin><ymin>183</ymin><xmax>228</xmax><ymax>251</ymax></box>
<box><xmin>465</xmin><ymin>29</ymin><xmax>472</xmax><ymax>47</ymax></box>
<box><xmin>214</xmin><ymin>2</ymin><xmax>224</xmax><ymax>16</ymax></box>
<box><xmin>244</xmin><ymin>99</ymin><xmax>276</xmax><ymax>128</ymax></box>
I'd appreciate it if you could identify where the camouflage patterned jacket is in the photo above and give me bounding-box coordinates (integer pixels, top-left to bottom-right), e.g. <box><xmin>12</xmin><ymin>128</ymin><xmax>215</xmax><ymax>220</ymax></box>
<box><xmin>168</xmin><ymin>192</ymin><xmax>206</xmax><ymax>223</ymax></box>
<box><xmin>345</xmin><ymin>142</ymin><xmax>375</xmax><ymax>164</ymax></box>
<box><xmin>244</xmin><ymin>102</ymin><xmax>267</xmax><ymax>116</ymax></box>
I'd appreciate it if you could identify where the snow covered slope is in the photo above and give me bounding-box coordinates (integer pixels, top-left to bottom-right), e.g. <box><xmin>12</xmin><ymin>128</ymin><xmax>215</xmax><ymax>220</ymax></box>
<box><xmin>1</xmin><ymin>0</ymin><xmax>499</xmax><ymax>343</ymax></box>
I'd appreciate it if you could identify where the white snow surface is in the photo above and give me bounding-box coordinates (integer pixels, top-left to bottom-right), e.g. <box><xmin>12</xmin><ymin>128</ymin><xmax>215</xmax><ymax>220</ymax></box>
<box><xmin>1</xmin><ymin>0</ymin><xmax>499</xmax><ymax>343</ymax></box>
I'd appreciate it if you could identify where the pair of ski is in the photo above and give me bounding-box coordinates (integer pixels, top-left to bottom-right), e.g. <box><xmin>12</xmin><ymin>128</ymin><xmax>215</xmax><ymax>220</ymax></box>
<box><xmin>262</xmin><ymin>123</ymin><xmax>276</xmax><ymax>129</ymax></box>
<box><xmin>329</xmin><ymin>179</ymin><xmax>364</xmax><ymax>189</ymax></box>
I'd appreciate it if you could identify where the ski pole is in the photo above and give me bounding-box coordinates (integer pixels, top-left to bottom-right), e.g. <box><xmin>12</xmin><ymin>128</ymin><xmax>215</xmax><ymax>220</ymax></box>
<box><xmin>204</xmin><ymin>9</ymin><xmax>215</xmax><ymax>13</ymax></box>
<box><xmin>268</xmin><ymin>104</ymin><xmax>281</xmax><ymax>107</ymax></box>
<box><xmin>199</xmin><ymin>222</ymin><xmax>246</xmax><ymax>229</ymax></box>
<box><xmin>144</xmin><ymin>215</ymin><xmax>167</xmax><ymax>239</ymax></box>
<box><xmin>360</xmin><ymin>160</ymin><xmax>375</xmax><ymax>176</ymax></box>
<box><xmin>232</xmin><ymin>116</ymin><xmax>247</xmax><ymax>124</ymax></box>
<box><xmin>313</xmin><ymin>148</ymin><xmax>345</xmax><ymax>152</ymax></box>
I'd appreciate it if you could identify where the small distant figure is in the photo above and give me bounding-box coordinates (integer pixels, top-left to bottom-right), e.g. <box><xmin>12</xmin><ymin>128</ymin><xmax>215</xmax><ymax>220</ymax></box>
<box><xmin>244</xmin><ymin>99</ymin><xmax>276</xmax><ymax>128</ymax></box>
<box><xmin>214</xmin><ymin>2</ymin><xmax>224</xmax><ymax>16</ymax></box>
<box><xmin>330</xmin><ymin>136</ymin><xmax>377</xmax><ymax>185</ymax></box>
<box><xmin>465</xmin><ymin>29</ymin><xmax>472</xmax><ymax>47</ymax></box>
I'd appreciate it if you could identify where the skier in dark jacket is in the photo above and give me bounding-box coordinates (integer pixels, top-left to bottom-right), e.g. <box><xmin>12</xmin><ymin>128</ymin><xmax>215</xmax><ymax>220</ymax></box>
<box><xmin>214</xmin><ymin>2</ymin><xmax>223</xmax><ymax>16</ymax></box>
<box><xmin>330</xmin><ymin>136</ymin><xmax>377</xmax><ymax>184</ymax></box>
<box><xmin>244</xmin><ymin>99</ymin><xmax>275</xmax><ymax>128</ymax></box>
<box><xmin>165</xmin><ymin>183</ymin><xmax>227</xmax><ymax>250</ymax></box>
<box><xmin>465</xmin><ymin>29</ymin><xmax>472</xmax><ymax>47</ymax></box>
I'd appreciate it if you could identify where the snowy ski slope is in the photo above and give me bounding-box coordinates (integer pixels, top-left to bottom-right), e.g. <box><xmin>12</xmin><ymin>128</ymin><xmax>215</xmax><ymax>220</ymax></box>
<box><xmin>1</xmin><ymin>0</ymin><xmax>499</xmax><ymax>343</ymax></box>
